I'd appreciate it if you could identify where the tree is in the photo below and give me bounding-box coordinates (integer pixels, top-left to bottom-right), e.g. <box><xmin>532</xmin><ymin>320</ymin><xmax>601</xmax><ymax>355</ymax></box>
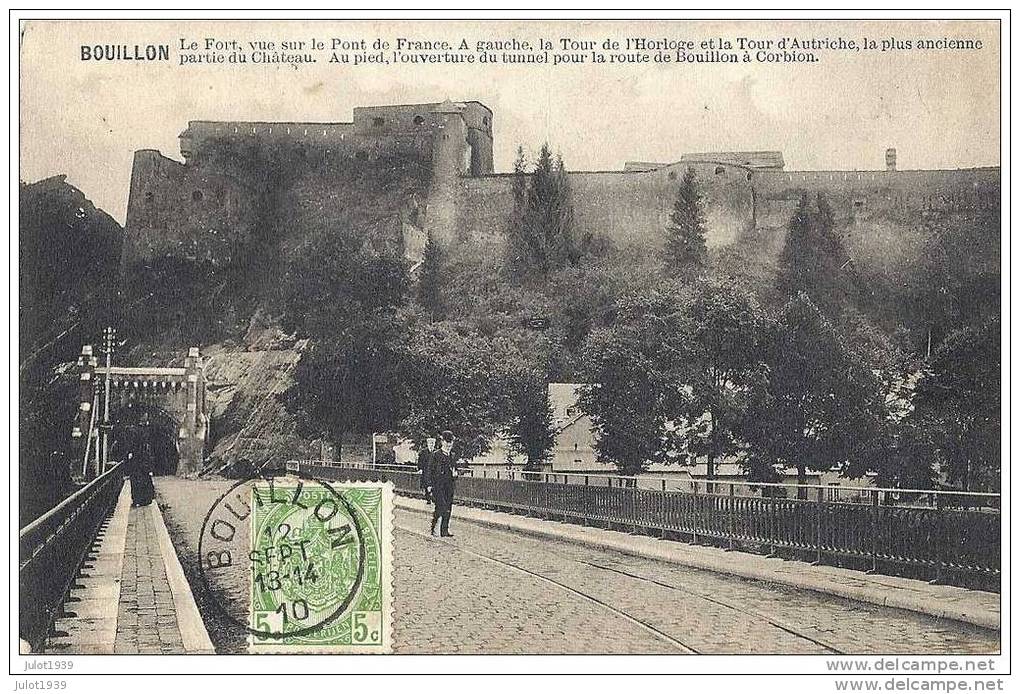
<box><xmin>123</xmin><ymin>256</ymin><xmax>229</xmax><ymax>346</ymax></box>
<box><xmin>506</xmin><ymin>371</ymin><xmax>556</xmax><ymax>470</ymax></box>
<box><xmin>776</xmin><ymin>192</ymin><xmax>851</xmax><ymax>315</ymax></box>
<box><xmin>578</xmin><ymin>287</ymin><xmax>689</xmax><ymax>476</ymax></box>
<box><xmin>579</xmin><ymin>326</ymin><xmax>665</xmax><ymax>475</ymax></box>
<box><xmin>281</xmin><ymin>229</ymin><xmax>409</xmax><ymax>339</ymax></box>
<box><xmin>280</xmin><ymin>228</ymin><xmax>410</xmax><ymax>455</ymax></box>
<box><xmin>506</xmin><ymin>143</ymin><xmax>579</xmax><ymax>278</ymax></box>
<box><xmin>511</xmin><ymin>145</ymin><xmax>528</xmax><ymax>210</ymax></box>
<box><xmin>905</xmin><ymin>318</ymin><xmax>1000</xmax><ymax>492</ymax></box>
<box><xmin>672</xmin><ymin>280</ymin><xmax>765</xmax><ymax>481</ymax></box>
<box><xmin>397</xmin><ymin>319</ymin><xmax>520</xmax><ymax>459</ymax></box>
<box><xmin>908</xmin><ymin>212</ymin><xmax>1000</xmax><ymax>356</ymax></box>
<box><xmin>663</xmin><ymin>168</ymin><xmax>709</xmax><ymax>278</ymax></box>
<box><xmin>741</xmin><ymin>293</ymin><xmax>886</xmax><ymax>497</ymax></box>
<box><xmin>418</xmin><ymin>231</ymin><xmax>443</xmax><ymax>318</ymax></box>
<box><xmin>580</xmin><ymin>280</ymin><xmax>767</xmax><ymax>481</ymax></box>
<box><xmin>283</xmin><ymin>327</ymin><xmax>405</xmax><ymax>458</ymax></box>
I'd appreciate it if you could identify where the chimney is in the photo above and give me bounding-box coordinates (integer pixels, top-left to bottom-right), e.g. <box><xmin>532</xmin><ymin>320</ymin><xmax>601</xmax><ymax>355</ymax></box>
<box><xmin>885</xmin><ymin>148</ymin><xmax>897</xmax><ymax>172</ymax></box>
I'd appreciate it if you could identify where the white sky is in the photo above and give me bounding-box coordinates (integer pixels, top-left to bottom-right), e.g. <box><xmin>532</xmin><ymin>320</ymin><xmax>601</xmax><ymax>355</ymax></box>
<box><xmin>20</xmin><ymin>19</ymin><xmax>1000</xmax><ymax>224</ymax></box>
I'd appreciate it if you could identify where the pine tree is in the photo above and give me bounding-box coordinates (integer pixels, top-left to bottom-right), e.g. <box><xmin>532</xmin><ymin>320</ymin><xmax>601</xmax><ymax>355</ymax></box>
<box><xmin>511</xmin><ymin>145</ymin><xmax>527</xmax><ymax>209</ymax></box>
<box><xmin>777</xmin><ymin>193</ymin><xmax>813</xmax><ymax>294</ymax></box>
<box><xmin>418</xmin><ymin>231</ymin><xmax>443</xmax><ymax>318</ymax></box>
<box><xmin>777</xmin><ymin>192</ymin><xmax>850</xmax><ymax>314</ymax></box>
<box><xmin>550</xmin><ymin>153</ymin><xmax>578</xmax><ymax>266</ymax></box>
<box><xmin>507</xmin><ymin>142</ymin><xmax>578</xmax><ymax>278</ymax></box>
<box><xmin>664</xmin><ymin>167</ymin><xmax>709</xmax><ymax>278</ymax></box>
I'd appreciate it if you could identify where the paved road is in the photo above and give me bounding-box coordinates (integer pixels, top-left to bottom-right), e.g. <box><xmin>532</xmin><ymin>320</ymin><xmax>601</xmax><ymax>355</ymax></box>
<box><xmin>155</xmin><ymin>477</ymin><xmax>999</xmax><ymax>655</ymax></box>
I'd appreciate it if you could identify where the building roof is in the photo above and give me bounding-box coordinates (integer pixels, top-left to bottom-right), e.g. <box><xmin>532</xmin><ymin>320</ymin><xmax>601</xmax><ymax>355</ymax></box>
<box><xmin>623</xmin><ymin>161</ymin><xmax>669</xmax><ymax>172</ymax></box>
<box><xmin>681</xmin><ymin>151</ymin><xmax>786</xmax><ymax>170</ymax></box>
<box><xmin>548</xmin><ymin>383</ymin><xmax>589</xmax><ymax>431</ymax></box>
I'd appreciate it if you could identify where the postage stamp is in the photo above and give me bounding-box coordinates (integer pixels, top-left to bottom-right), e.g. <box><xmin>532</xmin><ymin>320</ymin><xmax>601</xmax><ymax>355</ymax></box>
<box><xmin>196</xmin><ymin>472</ymin><xmax>393</xmax><ymax>654</ymax></box>
<box><xmin>247</xmin><ymin>477</ymin><xmax>392</xmax><ymax>652</ymax></box>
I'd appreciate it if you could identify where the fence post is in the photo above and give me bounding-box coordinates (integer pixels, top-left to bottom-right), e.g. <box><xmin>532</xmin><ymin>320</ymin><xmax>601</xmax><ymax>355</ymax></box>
<box><xmin>692</xmin><ymin>480</ymin><xmax>699</xmax><ymax>545</ymax></box>
<box><xmin>768</xmin><ymin>489</ymin><xmax>777</xmax><ymax>557</ymax></box>
<box><xmin>628</xmin><ymin>484</ymin><xmax>636</xmax><ymax>531</ymax></box>
<box><xmin>932</xmin><ymin>492</ymin><xmax>945</xmax><ymax>584</ymax></box>
<box><xmin>728</xmin><ymin>483</ymin><xmax>736</xmax><ymax>550</ymax></box>
<box><xmin>815</xmin><ymin>486</ymin><xmax>824</xmax><ymax>565</ymax></box>
<box><xmin>870</xmin><ymin>489</ymin><xmax>879</xmax><ymax>573</ymax></box>
<box><xmin>657</xmin><ymin>484</ymin><xmax>665</xmax><ymax>538</ymax></box>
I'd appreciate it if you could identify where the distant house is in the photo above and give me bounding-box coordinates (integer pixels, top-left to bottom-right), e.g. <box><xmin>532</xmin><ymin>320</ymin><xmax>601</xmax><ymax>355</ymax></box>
<box><xmin>459</xmin><ymin>383</ymin><xmax>597</xmax><ymax>470</ymax></box>
<box><xmin>391</xmin><ymin>382</ymin><xmax>876</xmax><ymax>494</ymax></box>
<box><xmin>545</xmin><ymin>383</ymin><xmax>599</xmax><ymax>471</ymax></box>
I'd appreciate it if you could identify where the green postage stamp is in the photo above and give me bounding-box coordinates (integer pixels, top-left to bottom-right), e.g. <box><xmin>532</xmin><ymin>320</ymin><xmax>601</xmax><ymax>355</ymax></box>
<box><xmin>247</xmin><ymin>477</ymin><xmax>393</xmax><ymax>653</ymax></box>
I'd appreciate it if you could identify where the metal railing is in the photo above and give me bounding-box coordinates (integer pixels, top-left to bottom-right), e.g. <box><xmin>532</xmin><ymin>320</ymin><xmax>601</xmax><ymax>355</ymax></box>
<box><xmin>294</xmin><ymin>461</ymin><xmax>1000</xmax><ymax>589</ymax></box>
<box><xmin>18</xmin><ymin>463</ymin><xmax>124</xmax><ymax>651</ymax></box>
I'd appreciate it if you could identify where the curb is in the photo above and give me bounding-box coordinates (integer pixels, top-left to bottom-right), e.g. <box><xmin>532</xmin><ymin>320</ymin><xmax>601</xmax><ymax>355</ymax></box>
<box><xmin>149</xmin><ymin>501</ymin><xmax>216</xmax><ymax>654</ymax></box>
<box><xmin>395</xmin><ymin>498</ymin><xmax>999</xmax><ymax>631</ymax></box>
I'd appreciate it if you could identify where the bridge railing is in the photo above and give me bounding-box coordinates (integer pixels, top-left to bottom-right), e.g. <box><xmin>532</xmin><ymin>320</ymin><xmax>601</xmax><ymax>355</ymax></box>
<box><xmin>291</xmin><ymin>461</ymin><xmax>1000</xmax><ymax>589</ymax></box>
<box><xmin>18</xmin><ymin>462</ymin><xmax>124</xmax><ymax>651</ymax></box>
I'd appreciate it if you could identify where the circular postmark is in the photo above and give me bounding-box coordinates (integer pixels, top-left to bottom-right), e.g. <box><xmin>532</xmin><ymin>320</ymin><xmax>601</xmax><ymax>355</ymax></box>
<box><xmin>197</xmin><ymin>470</ymin><xmax>369</xmax><ymax>644</ymax></box>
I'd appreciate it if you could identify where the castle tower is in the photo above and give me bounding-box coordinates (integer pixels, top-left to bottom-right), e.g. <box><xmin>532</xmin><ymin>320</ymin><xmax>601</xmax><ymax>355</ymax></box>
<box><xmin>430</xmin><ymin>100</ymin><xmax>472</xmax><ymax>182</ymax></box>
<box><xmin>886</xmin><ymin>148</ymin><xmax>897</xmax><ymax>171</ymax></box>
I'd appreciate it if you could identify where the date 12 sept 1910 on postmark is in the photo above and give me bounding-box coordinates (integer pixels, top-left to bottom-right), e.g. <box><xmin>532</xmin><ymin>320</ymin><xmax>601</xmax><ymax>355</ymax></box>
<box><xmin>197</xmin><ymin>473</ymin><xmax>393</xmax><ymax>653</ymax></box>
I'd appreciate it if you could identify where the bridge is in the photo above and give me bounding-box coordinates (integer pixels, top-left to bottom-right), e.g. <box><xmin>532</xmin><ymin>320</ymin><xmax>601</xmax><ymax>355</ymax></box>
<box><xmin>16</xmin><ymin>340</ymin><xmax>1002</xmax><ymax>653</ymax></box>
<box><xmin>19</xmin><ymin>454</ymin><xmax>1000</xmax><ymax>655</ymax></box>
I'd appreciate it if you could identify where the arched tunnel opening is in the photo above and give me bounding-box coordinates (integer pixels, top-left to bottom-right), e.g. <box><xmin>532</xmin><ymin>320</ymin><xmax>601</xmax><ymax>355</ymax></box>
<box><xmin>110</xmin><ymin>404</ymin><xmax>181</xmax><ymax>476</ymax></box>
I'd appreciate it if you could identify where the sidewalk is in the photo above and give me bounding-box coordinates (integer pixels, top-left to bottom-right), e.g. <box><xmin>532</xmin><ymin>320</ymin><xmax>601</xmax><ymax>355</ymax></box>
<box><xmin>396</xmin><ymin>497</ymin><xmax>1000</xmax><ymax>630</ymax></box>
<box><xmin>46</xmin><ymin>480</ymin><xmax>214</xmax><ymax>654</ymax></box>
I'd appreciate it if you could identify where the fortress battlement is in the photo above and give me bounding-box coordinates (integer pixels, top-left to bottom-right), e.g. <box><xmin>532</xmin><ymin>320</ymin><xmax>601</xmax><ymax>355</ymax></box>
<box><xmin>122</xmin><ymin>99</ymin><xmax>1000</xmax><ymax>270</ymax></box>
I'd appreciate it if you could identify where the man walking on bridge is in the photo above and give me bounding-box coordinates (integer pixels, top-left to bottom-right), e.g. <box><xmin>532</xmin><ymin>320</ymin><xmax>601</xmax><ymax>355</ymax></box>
<box><xmin>428</xmin><ymin>430</ymin><xmax>458</xmax><ymax>537</ymax></box>
<box><xmin>417</xmin><ymin>435</ymin><xmax>437</xmax><ymax>505</ymax></box>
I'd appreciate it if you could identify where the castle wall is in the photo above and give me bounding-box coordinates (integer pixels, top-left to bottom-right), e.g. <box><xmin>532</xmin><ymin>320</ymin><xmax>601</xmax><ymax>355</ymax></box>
<box><xmin>272</xmin><ymin>145</ymin><xmax>433</xmax><ymax>260</ymax></box>
<box><xmin>571</xmin><ymin>161</ymin><xmax>755</xmax><ymax>248</ymax></box>
<box><xmin>438</xmin><ymin>160</ymin><xmax>756</xmax><ymax>251</ymax></box>
<box><xmin>123</xmin><ymin>150</ymin><xmax>263</xmax><ymax>268</ymax></box>
<box><xmin>125</xmin><ymin>135</ymin><xmax>435</xmax><ymax>270</ymax></box>
<box><xmin>180</xmin><ymin>121</ymin><xmax>357</xmax><ymax>160</ymax></box>
<box><xmin>124</xmin><ymin>102</ymin><xmax>999</xmax><ymax>275</ymax></box>
<box><xmin>352</xmin><ymin>101</ymin><xmax>492</xmax><ymax>175</ymax></box>
<box><xmin>753</xmin><ymin>167</ymin><xmax>1000</xmax><ymax>228</ymax></box>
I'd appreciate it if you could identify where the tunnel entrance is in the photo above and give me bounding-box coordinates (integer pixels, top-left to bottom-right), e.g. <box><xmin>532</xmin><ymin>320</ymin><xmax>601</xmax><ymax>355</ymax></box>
<box><xmin>110</xmin><ymin>404</ymin><xmax>181</xmax><ymax>476</ymax></box>
<box><xmin>70</xmin><ymin>345</ymin><xmax>208</xmax><ymax>478</ymax></box>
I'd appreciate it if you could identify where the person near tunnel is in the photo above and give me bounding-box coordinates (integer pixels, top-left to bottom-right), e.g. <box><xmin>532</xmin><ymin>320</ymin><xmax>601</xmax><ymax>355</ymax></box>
<box><xmin>127</xmin><ymin>412</ymin><xmax>156</xmax><ymax>507</ymax></box>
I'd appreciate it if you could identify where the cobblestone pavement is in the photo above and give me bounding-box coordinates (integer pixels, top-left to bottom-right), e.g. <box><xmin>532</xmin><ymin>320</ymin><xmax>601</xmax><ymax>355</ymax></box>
<box><xmin>113</xmin><ymin>505</ymin><xmax>186</xmax><ymax>654</ymax></box>
<box><xmin>393</xmin><ymin>508</ymin><xmax>999</xmax><ymax>655</ymax></box>
<box><xmin>154</xmin><ymin>478</ymin><xmax>999</xmax><ymax>655</ymax></box>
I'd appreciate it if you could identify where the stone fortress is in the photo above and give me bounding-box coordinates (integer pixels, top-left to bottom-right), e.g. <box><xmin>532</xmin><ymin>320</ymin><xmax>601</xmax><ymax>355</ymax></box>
<box><xmin>123</xmin><ymin>99</ymin><xmax>1000</xmax><ymax>269</ymax></box>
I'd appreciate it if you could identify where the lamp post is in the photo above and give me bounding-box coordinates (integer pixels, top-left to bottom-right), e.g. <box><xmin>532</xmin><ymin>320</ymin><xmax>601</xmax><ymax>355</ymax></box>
<box><xmin>100</xmin><ymin>326</ymin><xmax>116</xmax><ymax>474</ymax></box>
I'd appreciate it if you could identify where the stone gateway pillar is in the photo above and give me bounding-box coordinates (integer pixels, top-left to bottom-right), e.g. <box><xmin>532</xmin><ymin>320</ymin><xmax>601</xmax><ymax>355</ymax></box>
<box><xmin>70</xmin><ymin>345</ymin><xmax>99</xmax><ymax>481</ymax></box>
<box><xmin>178</xmin><ymin>347</ymin><xmax>208</xmax><ymax>476</ymax></box>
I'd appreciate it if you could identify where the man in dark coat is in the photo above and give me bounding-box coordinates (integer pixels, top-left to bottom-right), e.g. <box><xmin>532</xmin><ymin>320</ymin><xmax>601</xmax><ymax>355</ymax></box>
<box><xmin>428</xmin><ymin>430</ymin><xmax>458</xmax><ymax>537</ymax></box>
<box><xmin>417</xmin><ymin>436</ymin><xmax>437</xmax><ymax>505</ymax></box>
